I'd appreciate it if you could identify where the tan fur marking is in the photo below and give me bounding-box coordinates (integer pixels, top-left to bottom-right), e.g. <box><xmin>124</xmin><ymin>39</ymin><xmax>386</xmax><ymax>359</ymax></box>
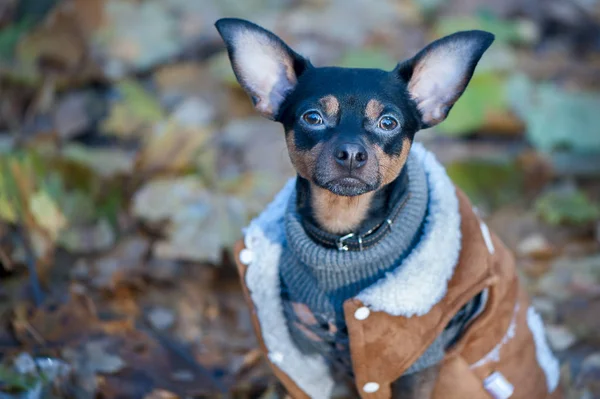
<box><xmin>375</xmin><ymin>137</ymin><xmax>412</xmax><ymax>186</ymax></box>
<box><xmin>318</xmin><ymin>95</ymin><xmax>340</xmax><ymax>118</ymax></box>
<box><xmin>365</xmin><ymin>99</ymin><xmax>385</xmax><ymax>121</ymax></box>
<box><xmin>311</xmin><ymin>185</ymin><xmax>375</xmax><ymax>234</ymax></box>
<box><xmin>286</xmin><ymin>130</ymin><xmax>323</xmax><ymax>180</ymax></box>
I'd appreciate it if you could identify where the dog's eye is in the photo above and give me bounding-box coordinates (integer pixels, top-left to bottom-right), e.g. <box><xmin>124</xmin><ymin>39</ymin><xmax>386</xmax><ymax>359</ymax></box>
<box><xmin>378</xmin><ymin>116</ymin><xmax>399</xmax><ymax>131</ymax></box>
<box><xmin>302</xmin><ymin>111</ymin><xmax>323</xmax><ymax>126</ymax></box>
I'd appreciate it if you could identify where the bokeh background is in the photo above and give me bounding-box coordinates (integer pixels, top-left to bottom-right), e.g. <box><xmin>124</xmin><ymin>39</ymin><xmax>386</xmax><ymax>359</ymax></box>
<box><xmin>0</xmin><ymin>0</ymin><xmax>599</xmax><ymax>398</ymax></box>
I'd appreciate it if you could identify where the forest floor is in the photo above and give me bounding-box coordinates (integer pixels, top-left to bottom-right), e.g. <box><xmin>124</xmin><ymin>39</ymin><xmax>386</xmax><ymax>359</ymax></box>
<box><xmin>0</xmin><ymin>0</ymin><xmax>600</xmax><ymax>398</ymax></box>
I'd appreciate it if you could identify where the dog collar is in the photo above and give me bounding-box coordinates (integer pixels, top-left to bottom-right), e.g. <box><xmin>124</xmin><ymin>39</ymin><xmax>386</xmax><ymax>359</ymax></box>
<box><xmin>302</xmin><ymin>192</ymin><xmax>412</xmax><ymax>251</ymax></box>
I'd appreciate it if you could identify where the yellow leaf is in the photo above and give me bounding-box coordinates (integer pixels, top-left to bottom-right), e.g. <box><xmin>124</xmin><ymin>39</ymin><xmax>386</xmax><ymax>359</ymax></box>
<box><xmin>137</xmin><ymin>120</ymin><xmax>211</xmax><ymax>173</ymax></box>
<box><xmin>29</xmin><ymin>191</ymin><xmax>67</xmax><ymax>240</ymax></box>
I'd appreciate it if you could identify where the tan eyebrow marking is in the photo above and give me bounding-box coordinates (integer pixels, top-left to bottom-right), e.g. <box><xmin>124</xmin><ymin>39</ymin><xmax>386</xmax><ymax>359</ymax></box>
<box><xmin>318</xmin><ymin>95</ymin><xmax>340</xmax><ymax>118</ymax></box>
<box><xmin>365</xmin><ymin>99</ymin><xmax>385</xmax><ymax>120</ymax></box>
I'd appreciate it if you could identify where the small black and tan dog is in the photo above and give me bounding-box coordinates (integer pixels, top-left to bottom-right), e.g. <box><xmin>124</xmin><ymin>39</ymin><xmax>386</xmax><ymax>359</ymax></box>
<box><xmin>216</xmin><ymin>18</ymin><xmax>499</xmax><ymax>399</ymax></box>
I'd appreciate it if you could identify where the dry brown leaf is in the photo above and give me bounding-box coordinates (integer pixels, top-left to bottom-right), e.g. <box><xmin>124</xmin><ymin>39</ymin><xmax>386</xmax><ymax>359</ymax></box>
<box><xmin>137</xmin><ymin>120</ymin><xmax>211</xmax><ymax>174</ymax></box>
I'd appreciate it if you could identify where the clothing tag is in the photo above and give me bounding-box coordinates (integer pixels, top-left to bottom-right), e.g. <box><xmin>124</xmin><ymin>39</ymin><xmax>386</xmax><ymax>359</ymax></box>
<box><xmin>484</xmin><ymin>372</ymin><xmax>514</xmax><ymax>399</ymax></box>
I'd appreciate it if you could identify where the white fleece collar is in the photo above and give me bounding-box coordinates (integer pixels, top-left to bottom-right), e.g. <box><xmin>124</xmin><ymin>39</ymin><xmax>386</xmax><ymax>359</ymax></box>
<box><xmin>241</xmin><ymin>143</ymin><xmax>461</xmax><ymax>397</ymax></box>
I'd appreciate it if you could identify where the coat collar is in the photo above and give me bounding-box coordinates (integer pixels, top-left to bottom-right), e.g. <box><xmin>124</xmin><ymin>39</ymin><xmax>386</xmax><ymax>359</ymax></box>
<box><xmin>241</xmin><ymin>143</ymin><xmax>461</xmax><ymax>397</ymax></box>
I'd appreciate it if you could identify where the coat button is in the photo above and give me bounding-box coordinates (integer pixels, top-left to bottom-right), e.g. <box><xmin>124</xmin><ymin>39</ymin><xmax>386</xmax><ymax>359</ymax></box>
<box><xmin>269</xmin><ymin>351</ymin><xmax>284</xmax><ymax>364</ymax></box>
<box><xmin>354</xmin><ymin>307</ymin><xmax>370</xmax><ymax>320</ymax></box>
<box><xmin>239</xmin><ymin>249</ymin><xmax>253</xmax><ymax>265</ymax></box>
<box><xmin>363</xmin><ymin>382</ymin><xmax>380</xmax><ymax>393</ymax></box>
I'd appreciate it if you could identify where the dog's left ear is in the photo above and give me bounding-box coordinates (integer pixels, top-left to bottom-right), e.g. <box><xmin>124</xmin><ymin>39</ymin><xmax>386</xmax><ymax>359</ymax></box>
<box><xmin>215</xmin><ymin>18</ymin><xmax>310</xmax><ymax>120</ymax></box>
<box><xmin>397</xmin><ymin>30</ymin><xmax>494</xmax><ymax>128</ymax></box>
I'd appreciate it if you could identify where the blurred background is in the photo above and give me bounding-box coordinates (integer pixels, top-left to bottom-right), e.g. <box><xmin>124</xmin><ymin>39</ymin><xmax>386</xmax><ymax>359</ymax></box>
<box><xmin>0</xmin><ymin>0</ymin><xmax>599</xmax><ymax>398</ymax></box>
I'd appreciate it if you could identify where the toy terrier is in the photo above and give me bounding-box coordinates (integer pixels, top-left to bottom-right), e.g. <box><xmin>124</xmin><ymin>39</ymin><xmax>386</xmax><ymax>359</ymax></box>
<box><xmin>217</xmin><ymin>18</ymin><xmax>562</xmax><ymax>399</ymax></box>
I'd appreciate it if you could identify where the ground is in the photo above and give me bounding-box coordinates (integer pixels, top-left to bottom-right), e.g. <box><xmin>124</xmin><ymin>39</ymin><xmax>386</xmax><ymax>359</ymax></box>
<box><xmin>0</xmin><ymin>0</ymin><xmax>599</xmax><ymax>398</ymax></box>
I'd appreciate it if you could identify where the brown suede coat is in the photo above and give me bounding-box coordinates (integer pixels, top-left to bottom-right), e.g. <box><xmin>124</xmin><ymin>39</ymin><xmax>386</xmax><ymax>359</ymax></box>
<box><xmin>234</xmin><ymin>190</ymin><xmax>562</xmax><ymax>399</ymax></box>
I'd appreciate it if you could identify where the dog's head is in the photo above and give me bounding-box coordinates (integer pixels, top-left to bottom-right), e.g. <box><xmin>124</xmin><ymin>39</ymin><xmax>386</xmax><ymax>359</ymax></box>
<box><xmin>216</xmin><ymin>19</ymin><xmax>493</xmax><ymax>197</ymax></box>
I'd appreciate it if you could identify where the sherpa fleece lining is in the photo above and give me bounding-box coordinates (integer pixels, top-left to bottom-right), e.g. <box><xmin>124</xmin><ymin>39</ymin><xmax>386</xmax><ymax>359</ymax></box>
<box><xmin>242</xmin><ymin>143</ymin><xmax>461</xmax><ymax>397</ymax></box>
<box><xmin>527</xmin><ymin>307</ymin><xmax>560</xmax><ymax>392</ymax></box>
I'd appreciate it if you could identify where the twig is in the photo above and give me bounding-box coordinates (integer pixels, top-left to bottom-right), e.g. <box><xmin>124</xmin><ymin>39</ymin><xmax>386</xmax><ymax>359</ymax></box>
<box><xmin>18</xmin><ymin>226</ymin><xmax>44</xmax><ymax>306</ymax></box>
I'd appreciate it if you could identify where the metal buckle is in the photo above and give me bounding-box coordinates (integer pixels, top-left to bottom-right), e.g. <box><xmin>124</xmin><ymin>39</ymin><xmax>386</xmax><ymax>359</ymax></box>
<box><xmin>337</xmin><ymin>233</ymin><xmax>355</xmax><ymax>251</ymax></box>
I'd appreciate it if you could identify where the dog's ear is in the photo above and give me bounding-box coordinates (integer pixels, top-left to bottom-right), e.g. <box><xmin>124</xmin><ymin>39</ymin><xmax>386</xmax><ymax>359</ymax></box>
<box><xmin>215</xmin><ymin>18</ymin><xmax>310</xmax><ymax>120</ymax></box>
<box><xmin>396</xmin><ymin>30</ymin><xmax>494</xmax><ymax>128</ymax></box>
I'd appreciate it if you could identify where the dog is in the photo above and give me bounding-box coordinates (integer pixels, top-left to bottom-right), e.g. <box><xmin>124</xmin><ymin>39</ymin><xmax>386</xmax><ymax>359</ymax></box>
<box><xmin>216</xmin><ymin>18</ymin><xmax>562</xmax><ymax>399</ymax></box>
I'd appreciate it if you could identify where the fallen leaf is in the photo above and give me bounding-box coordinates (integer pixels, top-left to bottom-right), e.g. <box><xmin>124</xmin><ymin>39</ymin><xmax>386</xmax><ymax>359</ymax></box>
<box><xmin>52</xmin><ymin>92</ymin><xmax>94</xmax><ymax>140</ymax></box>
<box><xmin>437</xmin><ymin>72</ymin><xmax>517</xmax><ymax>136</ymax></box>
<box><xmin>508</xmin><ymin>74</ymin><xmax>600</xmax><ymax>153</ymax></box>
<box><xmin>446</xmin><ymin>159</ymin><xmax>523</xmax><ymax>212</ymax></box>
<box><xmin>137</xmin><ymin>119</ymin><xmax>212</xmax><ymax>174</ymax></box>
<box><xmin>62</xmin><ymin>144</ymin><xmax>135</xmax><ymax>178</ymax></box>
<box><xmin>92</xmin><ymin>0</ymin><xmax>219</xmax><ymax>78</ymax></box>
<box><xmin>102</xmin><ymin>79</ymin><xmax>165</xmax><ymax>139</ymax></box>
<box><xmin>546</xmin><ymin>325</ymin><xmax>577</xmax><ymax>351</ymax></box>
<box><xmin>89</xmin><ymin>236</ymin><xmax>150</xmax><ymax>290</ymax></box>
<box><xmin>12</xmin><ymin>293</ymin><xmax>99</xmax><ymax>347</ymax></box>
<box><xmin>517</xmin><ymin>234</ymin><xmax>555</xmax><ymax>260</ymax></box>
<box><xmin>535</xmin><ymin>188</ymin><xmax>600</xmax><ymax>226</ymax></box>
<box><xmin>29</xmin><ymin>190</ymin><xmax>67</xmax><ymax>241</ymax></box>
<box><xmin>84</xmin><ymin>340</ymin><xmax>126</xmax><ymax>374</ymax></box>
<box><xmin>132</xmin><ymin>176</ymin><xmax>203</xmax><ymax>224</ymax></box>
<box><xmin>58</xmin><ymin>218</ymin><xmax>115</xmax><ymax>254</ymax></box>
<box><xmin>536</xmin><ymin>255</ymin><xmax>600</xmax><ymax>300</ymax></box>
<box><xmin>147</xmin><ymin>308</ymin><xmax>176</xmax><ymax>331</ymax></box>
<box><xmin>153</xmin><ymin>192</ymin><xmax>246</xmax><ymax>264</ymax></box>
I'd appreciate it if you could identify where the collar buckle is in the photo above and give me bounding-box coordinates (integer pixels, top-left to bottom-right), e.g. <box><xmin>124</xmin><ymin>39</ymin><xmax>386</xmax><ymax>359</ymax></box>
<box><xmin>337</xmin><ymin>233</ymin><xmax>355</xmax><ymax>251</ymax></box>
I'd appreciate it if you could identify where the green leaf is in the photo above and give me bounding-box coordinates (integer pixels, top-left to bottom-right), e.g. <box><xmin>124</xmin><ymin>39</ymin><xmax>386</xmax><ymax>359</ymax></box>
<box><xmin>446</xmin><ymin>159</ymin><xmax>522</xmax><ymax>210</ymax></box>
<box><xmin>535</xmin><ymin>190</ymin><xmax>600</xmax><ymax>226</ymax></box>
<box><xmin>438</xmin><ymin>72</ymin><xmax>507</xmax><ymax>136</ymax></box>
<box><xmin>62</xmin><ymin>144</ymin><xmax>135</xmax><ymax>178</ymax></box>
<box><xmin>102</xmin><ymin>79</ymin><xmax>165</xmax><ymax>138</ymax></box>
<box><xmin>508</xmin><ymin>74</ymin><xmax>600</xmax><ymax>154</ymax></box>
<box><xmin>29</xmin><ymin>190</ymin><xmax>67</xmax><ymax>240</ymax></box>
<box><xmin>0</xmin><ymin>364</ymin><xmax>41</xmax><ymax>392</ymax></box>
<box><xmin>0</xmin><ymin>19</ymin><xmax>35</xmax><ymax>60</ymax></box>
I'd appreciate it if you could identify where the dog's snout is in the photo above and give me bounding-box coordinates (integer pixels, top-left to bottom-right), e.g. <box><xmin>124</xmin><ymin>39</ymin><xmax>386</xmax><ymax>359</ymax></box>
<box><xmin>334</xmin><ymin>143</ymin><xmax>368</xmax><ymax>169</ymax></box>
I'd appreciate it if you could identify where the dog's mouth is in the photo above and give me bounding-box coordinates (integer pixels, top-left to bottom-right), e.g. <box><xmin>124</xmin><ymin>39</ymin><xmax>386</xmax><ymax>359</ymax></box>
<box><xmin>319</xmin><ymin>176</ymin><xmax>378</xmax><ymax>197</ymax></box>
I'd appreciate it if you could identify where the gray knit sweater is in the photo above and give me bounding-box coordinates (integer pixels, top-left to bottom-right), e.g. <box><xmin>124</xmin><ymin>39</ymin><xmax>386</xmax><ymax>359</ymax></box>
<box><xmin>279</xmin><ymin>153</ymin><xmax>467</xmax><ymax>381</ymax></box>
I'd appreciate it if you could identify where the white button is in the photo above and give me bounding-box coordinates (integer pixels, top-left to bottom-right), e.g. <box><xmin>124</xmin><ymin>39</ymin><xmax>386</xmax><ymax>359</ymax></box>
<box><xmin>363</xmin><ymin>382</ymin><xmax>380</xmax><ymax>393</ymax></box>
<box><xmin>354</xmin><ymin>307</ymin><xmax>370</xmax><ymax>320</ymax></box>
<box><xmin>484</xmin><ymin>372</ymin><xmax>514</xmax><ymax>399</ymax></box>
<box><xmin>239</xmin><ymin>249</ymin><xmax>253</xmax><ymax>265</ymax></box>
<box><xmin>269</xmin><ymin>352</ymin><xmax>284</xmax><ymax>364</ymax></box>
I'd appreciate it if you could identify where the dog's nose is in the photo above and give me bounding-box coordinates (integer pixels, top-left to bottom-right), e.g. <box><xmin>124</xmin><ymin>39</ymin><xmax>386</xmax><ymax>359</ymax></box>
<box><xmin>334</xmin><ymin>143</ymin><xmax>368</xmax><ymax>169</ymax></box>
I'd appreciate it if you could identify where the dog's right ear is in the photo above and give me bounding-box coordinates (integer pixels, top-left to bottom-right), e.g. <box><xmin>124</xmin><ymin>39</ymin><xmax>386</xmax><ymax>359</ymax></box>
<box><xmin>215</xmin><ymin>18</ymin><xmax>310</xmax><ymax>120</ymax></box>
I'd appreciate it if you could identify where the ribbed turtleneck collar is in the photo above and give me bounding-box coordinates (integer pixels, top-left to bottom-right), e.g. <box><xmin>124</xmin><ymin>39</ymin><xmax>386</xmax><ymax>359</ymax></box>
<box><xmin>283</xmin><ymin>151</ymin><xmax>429</xmax><ymax>292</ymax></box>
